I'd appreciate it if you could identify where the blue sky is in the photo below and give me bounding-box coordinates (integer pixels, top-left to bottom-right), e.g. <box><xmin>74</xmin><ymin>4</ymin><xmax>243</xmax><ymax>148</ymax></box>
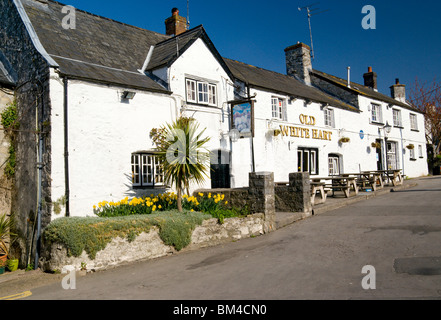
<box><xmin>65</xmin><ymin>0</ymin><xmax>441</xmax><ymax>96</ymax></box>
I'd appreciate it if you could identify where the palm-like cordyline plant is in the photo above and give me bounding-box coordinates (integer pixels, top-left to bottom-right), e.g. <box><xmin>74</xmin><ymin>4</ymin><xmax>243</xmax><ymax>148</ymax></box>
<box><xmin>0</xmin><ymin>213</ymin><xmax>16</xmax><ymax>259</ymax></box>
<box><xmin>153</xmin><ymin>117</ymin><xmax>211</xmax><ymax>212</ymax></box>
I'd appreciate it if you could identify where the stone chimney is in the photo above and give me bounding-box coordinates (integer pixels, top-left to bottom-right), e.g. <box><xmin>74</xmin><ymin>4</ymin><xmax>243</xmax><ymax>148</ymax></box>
<box><xmin>165</xmin><ymin>8</ymin><xmax>187</xmax><ymax>36</ymax></box>
<box><xmin>285</xmin><ymin>43</ymin><xmax>312</xmax><ymax>86</ymax></box>
<box><xmin>390</xmin><ymin>78</ymin><xmax>406</xmax><ymax>103</ymax></box>
<box><xmin>363</xmin><ymin>66</ymin><xmax>378</xmax><ymax>91</ymax></box>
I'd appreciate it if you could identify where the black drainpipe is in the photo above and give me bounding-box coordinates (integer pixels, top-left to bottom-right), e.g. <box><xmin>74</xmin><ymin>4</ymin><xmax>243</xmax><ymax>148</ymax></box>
<box><xmin>63</xmin><ymin>77</ymin><xmax>70</xmax><ymax>217</ymax></box>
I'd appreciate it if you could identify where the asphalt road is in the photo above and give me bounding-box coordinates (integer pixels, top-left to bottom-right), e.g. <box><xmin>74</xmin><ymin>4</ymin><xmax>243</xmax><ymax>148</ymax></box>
<box><xmin>23</xmin><ymin>176</ymin><xmax>441</xmax><ymax>301</ymax></box>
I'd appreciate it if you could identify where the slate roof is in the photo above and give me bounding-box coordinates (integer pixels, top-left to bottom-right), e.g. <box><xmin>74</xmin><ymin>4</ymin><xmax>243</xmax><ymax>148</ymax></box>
<box><xmin>0</xmin><ymin>68</ymin><xmax>15</xmax><ymax>88</ymax></box>
<box><xmin>22</xmin><ymin>0</ymin><xmax>171</xmax><ymax>93</ymax></box>
<box><xmin>146</xmin><ymin>26</ymin><xmax>234</xmax><ymax>80</ymax></box>
<box><xmin>311</xmin><ymin>69</ymin><xmax>420</xmax><ymax>112</ymax></box>
<box><xmin>19</xmin><ymin>0</ymin><xmax>417</xmax><ymax>113</ymax></box>
<box><xmin>224</xmin><ymin>58</ymin><xmax>359</xmax><ymax>112</ymax></box>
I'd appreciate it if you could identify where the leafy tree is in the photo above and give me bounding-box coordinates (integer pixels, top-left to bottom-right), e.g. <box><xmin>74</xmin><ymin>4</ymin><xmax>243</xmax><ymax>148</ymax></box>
<box><xmin>408</xmin><ymin>79</ymin><xmax>441</xmax><ymax>172</ymax></box>
<box><xmin>151</xmin><ymin>117</ymin><xmax>211</xmax><ymax>212</ymax></box>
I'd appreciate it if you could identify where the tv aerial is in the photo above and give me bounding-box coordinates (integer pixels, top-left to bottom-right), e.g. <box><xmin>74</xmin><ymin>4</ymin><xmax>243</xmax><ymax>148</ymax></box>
<box><xmin>298</xmin><ymin>3</ymin><xmax>329</xmax><ymax>60</ymax></box>
<box><xmin>187</xmin><ymin>0</ymin><xmax>190</xmax><ymax>29</ymax></box>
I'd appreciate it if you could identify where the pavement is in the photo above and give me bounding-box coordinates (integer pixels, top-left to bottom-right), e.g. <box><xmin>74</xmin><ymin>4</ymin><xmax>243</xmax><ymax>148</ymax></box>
<box><xmin>275</xmin><ymin>177</ymin><xmax>418</xmax><ymax>229</ymax></box>
<box><xmin>0</xmin><ymin>177</ymin><xmax>421</xmax><ymax>300</ymax></box>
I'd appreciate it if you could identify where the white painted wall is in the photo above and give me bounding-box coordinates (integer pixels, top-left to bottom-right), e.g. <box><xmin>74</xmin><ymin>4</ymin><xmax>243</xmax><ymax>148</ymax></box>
<box><xmin>168</xmin><ymin>38</ymin><xmax>236</xmax><ymax>190</ymax></box>
<box><xmin>49</xmin><ymin>70</ymin><xmax>177</xmax><ymax>218</ymax></box>
<box><xmin>229</xmin><ymin>85</ymin><xmax>428</xmax><ymax>186</ymax></box>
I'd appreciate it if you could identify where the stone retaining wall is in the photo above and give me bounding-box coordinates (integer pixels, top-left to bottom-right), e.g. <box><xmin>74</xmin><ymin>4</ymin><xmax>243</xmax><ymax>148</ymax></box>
<box><xmin>41</xmin><ymin>214</ymin><xmax>265</xmax><ymax>273</ymax></box>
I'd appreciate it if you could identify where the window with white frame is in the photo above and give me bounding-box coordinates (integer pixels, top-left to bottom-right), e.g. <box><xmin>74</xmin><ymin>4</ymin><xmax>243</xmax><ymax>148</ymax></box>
<box><xmin>198</xmin><ymin>82</ymin><xmax>209</xmax><ymax>104</ymax></box>
<box><xmin>328</xmin><ymin>155</ymin><xmax>340</xmax><ymax>176</ymax></box>
<box><xmin>298</xmin><ymin>148</ymin><xmax>319</xmax><ymax>175</ymax></box>
<box><xmin>131</xmin><ymin>153</ymin><xmax>164</xmax><ymax>188</ymax></box>
<box><xmin>271</xmin><ymin>97</ymin><xmax>287</xmax><ymax>120</ymax></box>
<box><xmin>393</xmin><ymin>109</ymin><xmax>402</xmax><ymax>127</ymax></box>
<box><xmin>418</xmin><ymin>145</ymin><xmax>423</xmax><ymax>158</ymax></box>
<box><xmin>208</xmin><ymin>84</ymin><xmax>217</xmax><ymax>106</ymax></box>
<box><xmin>409</xmin><ymin>147</ymin><xmax>416</xmax><ymax>160</ymax></box>
<box><xmin>324</xmin><ymin>108</ymin><xmax>335</xmax><ymax>127</ymax></box>
<box><xmin>410</xmin><ymin>113</ymin><xmax>418</xmax><ymax>130</ymax></box>
<box><xmin>371</xmin><ymin>104</ymin><xmax>382</xmax><ymax>123</ymax></box>
<box><xmin>186</xmin><ymin>78</ymin><xmax>217</xmax><ymax>106</ymax></box>
<box><xmin>186</xmin><ymin>79</ymin><xmax>197</xmax><ymax>103</ymax></box>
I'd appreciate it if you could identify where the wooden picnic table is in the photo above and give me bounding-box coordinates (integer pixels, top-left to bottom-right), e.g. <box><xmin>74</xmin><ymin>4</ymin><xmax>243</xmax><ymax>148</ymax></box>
<box><xmin>342</xmin><ymin>172</ymin><xmax>384</xmax><ymax>191</ymax></box>
<box><xmin>374</xmin><ymin>169</ymin><xmax>403</xmax><ymax>186</ymax></box>
<box><xmin>311</xmin><ymin>176</ymin><xmax>359</xmax><ymax>198</ymax></box>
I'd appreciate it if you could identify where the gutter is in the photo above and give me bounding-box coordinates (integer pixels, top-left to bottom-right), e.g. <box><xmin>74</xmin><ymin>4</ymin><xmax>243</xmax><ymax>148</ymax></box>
<box><xmin>63</xmin><ymin>77</ymin><xmax>70</xmax><ymax>217</ymax></box>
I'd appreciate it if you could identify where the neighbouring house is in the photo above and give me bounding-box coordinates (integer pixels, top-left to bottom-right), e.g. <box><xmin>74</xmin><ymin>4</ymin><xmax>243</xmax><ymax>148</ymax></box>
<box><xmin>0</xmin><ymin>0</ymin><xmax>427</xmax><ymax>267</ymax></box>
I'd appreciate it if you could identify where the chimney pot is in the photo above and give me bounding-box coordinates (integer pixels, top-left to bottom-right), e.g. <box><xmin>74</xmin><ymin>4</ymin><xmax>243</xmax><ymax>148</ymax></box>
<box><xmin>363</xmin><ymin>66</ymin><xmax>377</xmax><ymax>91</ymax></box>
<box><xmin>165</xmin><ymin>8</ymin><xmax>187</xmax><ymax>36</ymax></box>
<box><xmin>390</xmin><ymin>79</ymin><xmax>406</xmax><ymax>103</ymax></box>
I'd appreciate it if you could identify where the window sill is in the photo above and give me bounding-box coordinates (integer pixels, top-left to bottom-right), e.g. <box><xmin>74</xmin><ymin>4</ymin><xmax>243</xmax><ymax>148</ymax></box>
<box><xmin>410</xmin><ymin>158</ymin><xmax>417</xmax><ymax>161</ymax></box>
<box><xmin>394</xmin><ymin>125</ymin><xmax>404</xmax><ymax>129</ymax></box>
<box><xmin>133</xmin><ymin>185</ymin><xmax>168</xmax><ymax>190</ymax></box>
<box><xmin>186</xmin><ymin>102</ymin><xmax>219</xmax><ymax>108</ymax></box>
<box><xmin>411</xmin><ymin>129</ymin><xmax>419</xmax><ymax>132</ymax></box>
<box><xmin>370</xmin><ymin>121</ymin><xmax>385</xmax><ymax>126</ymax></box>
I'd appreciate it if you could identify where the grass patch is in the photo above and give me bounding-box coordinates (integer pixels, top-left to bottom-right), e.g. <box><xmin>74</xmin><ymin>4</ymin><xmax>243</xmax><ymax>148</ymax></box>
<box><xmin>43</xmin><ymin>210</ymin><xmax>211</xmax><ymax>259</ymax></box>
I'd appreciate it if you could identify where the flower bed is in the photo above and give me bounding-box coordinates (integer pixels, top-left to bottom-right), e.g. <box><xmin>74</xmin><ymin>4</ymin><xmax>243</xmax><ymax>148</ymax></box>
<box><xmin>93</xmin><ymin>192</ymin><xmax>249</xmax><ymax>223</ymax></box>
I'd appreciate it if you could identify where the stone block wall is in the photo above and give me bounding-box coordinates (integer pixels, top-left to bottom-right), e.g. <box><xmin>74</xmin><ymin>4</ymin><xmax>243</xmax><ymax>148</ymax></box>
<box><xmin>196</xmin><ymin>172</ymin><xmax>277</xmax><ymax>233</ymax></box>
<box><xmin>275</xmin><ymin>172</ymin><xmax>312</xmax><ymax>215</ymax></box>
<box><xmin>41</xmin><ymin>215</ymin><xmax>265</xmax><ymax>273</ymax></box>
<box><xmin>311</xmin><ymin>74</ymin><xmax>359</xmax><ymax>108</ymax></box>
<box><xmin>1</xmin><ymin>0</ymin><xmax>53</xmax><ymax>267</ymax></box>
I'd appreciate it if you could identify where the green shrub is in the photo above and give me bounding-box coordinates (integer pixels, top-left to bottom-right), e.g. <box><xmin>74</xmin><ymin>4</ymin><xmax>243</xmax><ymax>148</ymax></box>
<box><xmin>43</xmin><ymin>211</ymin><xmax>210</xmax><ymax>259</ymax></box>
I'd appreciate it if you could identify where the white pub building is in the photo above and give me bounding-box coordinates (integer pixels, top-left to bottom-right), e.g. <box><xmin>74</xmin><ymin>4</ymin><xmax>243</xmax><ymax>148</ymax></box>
<box><xmin>1</xmin><ymin>0</ymin><xmax>428</xmax><ymax>220</ymax></box>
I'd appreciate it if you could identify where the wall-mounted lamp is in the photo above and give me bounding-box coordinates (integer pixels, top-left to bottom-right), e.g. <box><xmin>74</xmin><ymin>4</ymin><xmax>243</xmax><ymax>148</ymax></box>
<box><xmin>384</xmin><ymin>121</ymin><xmax>392</xmax><ymax>137</ymax></box>
<box><xmin>229</xmin><ymin>129</ymin><xmax>240</xmax><ymax>142</ymax></box>
<box><xmin>121</xmin><ymin>91</ymin><xmax>136</xmax><ymax>100</ymax></box>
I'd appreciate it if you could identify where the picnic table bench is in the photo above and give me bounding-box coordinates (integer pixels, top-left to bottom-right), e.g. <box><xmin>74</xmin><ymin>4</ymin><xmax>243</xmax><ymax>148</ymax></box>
<box><xmin>310</xmin><ymin>181</ymin><xmax>327</xmax><ymax>206</ymax></box>
<box><xmin>342</xmin><ymin>172</ymin><xmax>383</xmax><ymax>191</ymax></box>
<box><xmin>312</xmin><ymin>176</ymin><xmax>358</xmax><ymax>198</ymax></box>
<box><xmin>377</xmin><ymin>169</ymin><xmax>403</xmax><ymax>186</ymax></box>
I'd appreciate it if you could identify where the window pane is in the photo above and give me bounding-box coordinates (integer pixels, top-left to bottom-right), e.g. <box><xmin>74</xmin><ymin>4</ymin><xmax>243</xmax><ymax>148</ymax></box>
<box><xmin>272</xmin><ymin>98</ymin><xmax>276</xmax><ymax>118</ymax></box>
<box><xmin>186</xmin><ymin>80</ymin><xmax>196</xmax><ymax>102</ymax></box>
<box><xmin>311</xmin><ymin>151</ymin><xmax>316</xmax><ymax>175</ymax></box>
<box><xmin>410</xmin><ymin>114</ymin><xmax>418</xmax><ymax>130</ymax></box>
<box><xmin>393</xmin><ymin>109</ymin><xmax>402</xmax><ymax>127</ymax></box>
<box><xmin>198</xmin><ymin>82</ymin><xmax>208</xmax><ymax>103</ymax></box>
<box><xmin>303</xmin><ymin>150</ymin><xmax>309</xmax><ymax>173</ymax></box>
<box><xmin>329</xmin><ymin>156</ymin><xmax>339</xmax><ymax>176</ymax></box>
<box><xmin>372</xmin><ymin>105</ymin><xmax>378</xmax><ymax>122</ymax></box>
<box><xmin>208</xmin><ymin>84</ymin><xmax>217</xmax><ymax>105</ymax></box>
<box><xmin>132</xmin><ymin>154</ymin><xmax>141</xmax><ymax>185</ymax></box>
